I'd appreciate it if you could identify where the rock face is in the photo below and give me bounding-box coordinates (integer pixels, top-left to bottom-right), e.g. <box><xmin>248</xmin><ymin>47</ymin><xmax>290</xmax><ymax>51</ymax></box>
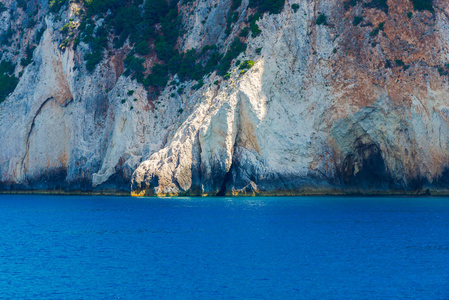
<box><xmin>2</xmin><ymin>0</ymin><xmax>449</xmax><ymax>195</ymax></box>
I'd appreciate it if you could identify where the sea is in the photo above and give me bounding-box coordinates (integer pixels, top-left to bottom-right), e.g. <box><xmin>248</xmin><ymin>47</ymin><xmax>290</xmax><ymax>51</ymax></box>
<box><xmin>0</xmin><ymin>195</ymin><xmax>448</xmax><ymax>299</ymax></box>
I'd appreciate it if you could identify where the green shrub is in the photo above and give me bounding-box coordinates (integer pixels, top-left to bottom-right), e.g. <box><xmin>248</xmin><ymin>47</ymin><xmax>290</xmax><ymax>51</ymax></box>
<box><xmin>1</xmin><ymin>26</ymin><xmax>14</xmax><ymax>46</ymax></box>
<box><xmin>155</xmin><ymin>39</ymin><xmax>175</xmax><ymax>62</ymax></box>
<box><xmin>85</xmin><ymin>50</ymin><xmax>103</xmax><ymax>71</ymax></box>
<box><xmin>144</xmin><ymin>0</ymin><xmax>169</xmax><ymax>26</ymax></box>
<box><xmin>407</xmin><ymin>12</ymin><xmax>413</xmax><ymax>19</ymax></box>
<box><xmin>84</xmin><ymin>0</ymin><xmax>121</xmax><ymax>16</ymax></box>
<box><xmin>353</xmin><ymin>16</ymin><xmax>363</xmax><ymax>26</ymax></box>
<box><xmin>35</xmin><ymin>26</ymin><xmax>46</xmax><ymax>43</ymax></box>
<box><xmin>291</xmin><ymin>4</ymin><xmax>299</xmax><ymax>12</ymax></box>
<box><xmin>250</xmin><ymin>15</ymin><xmax>262</xmax><ymax>37</ymax></box>
<box><xmin>60</xmin><ymin>21</ymin><xmax>75</xmax><ymax>34</ymax></box>
<box><xmin>0</xmin><ymin>60</ymin><xmax>18</xmax><ymax>104</ymax></box>
<box><xmin>203</xmin><ymin>51</ymin><xmax>223</xmax><ymax>75</ymax></box>
<box><xmin>80</xmin><ymin>22</ymin><xmax>108</xmax><ymax>72</ymax></box>
<box><xmin>316</xmin><ymin>14</ymin><xmax>327</xmax><ymax>25</ymax></box>
<box><xmin>192</xmin><ymin>79</ymin><xmax>204</xmax><ymax>90</ymax></box>
<box><xmin>79</xmin><ymin>20</ymin><xmax>95</xmax><ymax>44</ymax></box>
<box><xmin>239</xmin><ymin>60</ymin><xmax>255</xmax><ymax>70</ymax></box>
<box><xmin>17</xmin><ymin>0</ymin><xmax>27</xmax><ymax>10</ymax></box>
<box><xmin>438</xmin><ymin>66</ymin><xmax>448</xmax><ymax>76</ymax></box>
<box><xmin>83</xmin><ymin>24</ymin><xmax>108</xmax><ymax>71</ymax></box>
<box><xmin>135</xmin><ymin>41</ymin><xmax>150</xmax><ymax>55</ymax></box>
<box><xmin>239</xmin><ymin>27</ymin><xmax>250</xmax><ymax>37</ymax></box>
<box><xmin>226</xmin><ymin>11</ymin><xmax>239</xmax><ymax>35</ymax></box>
<box><xmin>59</xmin><ymin>38</ymin><xmax>72</xmax><ymax>50</ymax></box>
<box><xmin>0</xmin><ymin>60</ymin><xmax>16</xmax><ymax>75</ymax></box>
<box><xmin>395</xmin><ymin>59</ymin><xmax>405</xmax><ymax>66</ymax></box>
<box><xmin>232</xmin><ymin>12</ymin><xmax>239</xmax><ymax>23</ymax></box>
<box><xmin>25</xmin><ymin>16</ymin><xmax>37</xmax><ymax>29</ymax></box>
<box><xmin>49</xmin><ymin>0</ymin><xmax>69</xmax><ymax>13</ymax></box>
<box><xmin>112</xmin><ymin>5</ymin><xmax>143</xmax><ymax>38</ymax></box>
<box><xmin>160</xmin><ymin>6</ymin><xmax>181</xmax><ymax>47</ymax></box>
<box><xmin>177</xmin><ymin>49</ymin><xmax>203</xmax><ymax>81</ymax></box>
<box><xmin>124</xmin><ymin>54</ymin><xmax>145</xmax><ymax>75</ymax></box>
<box><xmin>20</xmin><ymin>45</ymin><xmax>36</xmax><ymax>67</ymax></box>
<box><xmin>167</xmin><ymin>52</ymin><xmax>182</xmax><ymax>74</ymax></box>
<box><xmin>146</xmin><ymin>64</ymin><xmax>169</xmax><ymax>87</ymax></box>
<box><xmin>201</xmin><ymin>44</ymin><xmax>218</xmax><ymax>54</ymax></box>
<box><xmin>26</xmin><ymin>45</ymin><xmax>36</xmax><ymax>60</ymax></box>
<box><xmin>231</xmin><ymin>0</ymin><xmax>242</xmax><ymax>10</ymax></box>
<box><xmin>248</xmin><ymin>0</ymin><xmax>285</xmax><ymax>14</ymax></box>
<box><xmin>411</xmin><ymin>0</ymin><xmax>433</xmax><ymax>12</ymax></box>
<box><xmin>0</xmin><ymin>3</ymin><xmax>7</xmax><ymax>13</ymax></box>
<box><xmin>73</xmin><ymin>36</ymin><xmax>81</xmax><ymax>49</ymax></box>
<box><xmin>370</xmin><ymin>22</ymin><xmax>384</xmax><ymax>37</ymax></box>
<box><xmin>370</xmin><ymin>28</ymin><xmax>379</xmax><ymax>37</ymax></box>
<box><xmin>344</xmin><ymin>0</ymin><xmax>360</xmax><ymax>10</ymax></box>
<box><xmin>363</xmin><ymin>0</ymin><xmax>388</xmax><ymax>13</ymax></box>
<box><xmin>127</xmin><ymin>90</ymin><xmax>134</xmax><ymax>96</ymax></box>
<box><xmin>218</xmin><ymin>38</ymin><xmax>247</xmax><ymax>75</ymax></box>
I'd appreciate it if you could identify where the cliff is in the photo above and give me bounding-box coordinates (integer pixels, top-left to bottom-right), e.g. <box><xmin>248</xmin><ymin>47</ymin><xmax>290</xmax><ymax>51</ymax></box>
<box><xmin>1</xmin><ymin>0</ymin><xmax>449</xmax><ymax>196</ymax></box>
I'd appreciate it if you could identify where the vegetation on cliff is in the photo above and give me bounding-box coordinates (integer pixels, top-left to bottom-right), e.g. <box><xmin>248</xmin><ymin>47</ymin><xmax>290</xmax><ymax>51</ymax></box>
<box><xmin>0</xmin><ymin>0</ymin><xmax>439</xmax><ymax>105</ymax></box>
<box><xmin>411</xmin><ymin>0</ymin><xmax>433</xmax><ymax>11</ymax></box>
<box><xmin>345</xmin><ymin>0</ymin><xmax>433</xmax><ymax>12</ymax></box>
<box><xmin>0</xmin><ymin>0</ymin><xmax>286</xmax><ymax>102</ymax></box>
<box><xmin>0</xmin><ymin>60</ymin><xmax>18</xmax><ymax>104</ymax></box>
<box><xmin>52</xmin><ymin>0</ymin><xmax>285</xmax><ymax>94</ymax></box>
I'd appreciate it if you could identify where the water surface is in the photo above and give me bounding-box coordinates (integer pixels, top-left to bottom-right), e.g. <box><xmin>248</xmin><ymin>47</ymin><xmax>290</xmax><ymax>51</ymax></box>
<box><xmin>0</xmin><ymin>195</ymin><xmax>448</xmax><ymax>298</ymax></box>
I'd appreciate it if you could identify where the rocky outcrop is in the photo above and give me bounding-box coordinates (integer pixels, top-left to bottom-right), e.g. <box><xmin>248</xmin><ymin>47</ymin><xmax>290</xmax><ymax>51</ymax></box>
<box><xmin>2</xmin><ymin>0</ymin><xmax>449</xmax><ymax>195</ymax></box>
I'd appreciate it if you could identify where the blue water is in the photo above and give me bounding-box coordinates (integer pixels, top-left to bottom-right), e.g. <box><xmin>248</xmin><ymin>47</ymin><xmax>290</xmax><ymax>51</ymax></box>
<box><xmin>0</xmin><ymin>195</ymin><xmax>448</xmax><ymax>299</ymax></box>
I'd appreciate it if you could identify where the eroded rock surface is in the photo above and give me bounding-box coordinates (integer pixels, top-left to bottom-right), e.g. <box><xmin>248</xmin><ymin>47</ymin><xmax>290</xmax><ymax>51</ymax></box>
<box><xmin>2</xmin><ymin>0</ymin><xmax>449</xmax><ymax>195</ymax></box>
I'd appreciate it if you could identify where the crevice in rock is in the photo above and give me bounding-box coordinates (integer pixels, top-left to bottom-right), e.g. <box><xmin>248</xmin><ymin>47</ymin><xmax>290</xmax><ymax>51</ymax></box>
<box><xmin>20</xmin><ymin>97</ymin><xmax>54</xmax><ymax>175</ymax></box>
<box><xmin>217</xmin><ymin>163</ymin><xmax>233</xmax><ymax>196</ymax></box>
<box><xmin>61</xmin><ymin>97</ymin><xmax>73</xmax><ymax>107</ymax></box>
<box><xmin>196</xmin><ymin>132</ymin><xmax>203</xmax><ymax>184</ymax></box>
<box><xmin>216</xmin><ymin>114</ymin><xmax>242</xmax><ymax>197</ymax></box>
<box><xmin>171</xmin><ymin>153</ymin><xmax>183</xmax><ymax>193</ymax></box>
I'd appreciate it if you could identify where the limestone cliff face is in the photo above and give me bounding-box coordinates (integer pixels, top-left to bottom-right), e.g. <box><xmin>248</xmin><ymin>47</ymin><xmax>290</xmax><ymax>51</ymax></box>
<box><xmin>1</xmin><ymin>0</ymin><xmax>449</xmax><ymax>195</ymax></box>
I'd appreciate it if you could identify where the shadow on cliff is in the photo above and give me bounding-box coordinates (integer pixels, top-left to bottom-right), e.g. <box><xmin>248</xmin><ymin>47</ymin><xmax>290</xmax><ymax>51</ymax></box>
<box><xmin>329</xmin><ymin>103</ymin><xmax>434</xmax><ymax>194</ymax></box>
<box><xmin>0</xmin><ymin>168</ymin><xmax>68</xmax><ymax>191</ymax></box>
<box><xmin>0</xmin><ymin>167</ymin><xmax>132</xmax><ymax>194</ymax></box>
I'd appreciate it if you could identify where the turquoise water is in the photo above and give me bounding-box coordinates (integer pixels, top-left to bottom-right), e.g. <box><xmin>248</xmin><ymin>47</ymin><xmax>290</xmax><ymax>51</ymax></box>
<box><xmin>0</xmin><ymin>195</ymin><xmax>448</xmax><ymax>299</ymax></box>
